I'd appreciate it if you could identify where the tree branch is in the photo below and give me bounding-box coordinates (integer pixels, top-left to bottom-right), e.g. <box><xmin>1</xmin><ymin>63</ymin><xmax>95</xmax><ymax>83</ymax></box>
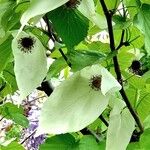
<box><xmin>100</xmin><ymin>0</ymin><xmax>144</xmax><ymax>133</ymax></box>
<box><xmin>116</xmin><ymin>29</ymin><xmax>125</xmax><ymax>50</ymax></box>
<box><xmin>43</xmin><ymin>14</ymin><xmax>71</xmax><ymax>67</ymax></box>
<box><xmin>99</xmin><ymin>115</ymin><xmax>108</xmax><ymax>127</ymax></box>
<box><xmin>20</xmin><ymin>130</ymin><xmax>37</xmax><ymax>144</ymax></box>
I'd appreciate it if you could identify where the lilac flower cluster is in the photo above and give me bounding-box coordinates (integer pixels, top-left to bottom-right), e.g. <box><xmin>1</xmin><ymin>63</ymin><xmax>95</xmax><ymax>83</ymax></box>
<box><xmin>21</xmin><ymin>92</ymin><xmax>47</xmax><ymax>150</ymax></box>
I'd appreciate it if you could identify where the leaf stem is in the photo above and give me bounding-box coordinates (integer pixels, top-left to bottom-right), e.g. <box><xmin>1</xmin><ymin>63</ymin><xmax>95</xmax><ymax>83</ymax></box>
<box><xmin>100</xmin><ymin>0</ymin><xmax>144</xmax><ymax>134</ymax></box>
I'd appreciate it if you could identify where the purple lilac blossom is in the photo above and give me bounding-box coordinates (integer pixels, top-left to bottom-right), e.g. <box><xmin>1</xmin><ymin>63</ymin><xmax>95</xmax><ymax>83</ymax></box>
<box><xmin>21</xmin><ymin>92</ymin><xmax>47</xmax><ymax>150</ymax></box>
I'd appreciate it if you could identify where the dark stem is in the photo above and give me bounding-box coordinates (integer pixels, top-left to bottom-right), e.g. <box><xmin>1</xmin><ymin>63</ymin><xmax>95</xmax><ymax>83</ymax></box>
<box><xmin>100</xmin><ymin>0</ymin><xmax>144</xmax><ymax>133</ymax></box>
<box><xmin>44</xmin><ymin>14</ymin><xmax>71</xmax><ymax>67</ymax></box>
<box><xmin>43</xmin><ymin>15</ymin><xmax>56</xmax><ymax>42</ymax></box>
<box><xmin>80</xmin><ymin>128</ymin><xmax>101</xmax><ymax>142</ymax></box>
<box><xmin>20</xmin><ymin>130</ymin><xmax>37</xmax><ymax>144</ymax></box>
<box><xmin>59</xmin><ymin>48</ymin><xmax>72</xmax><ymax>67</ymax></box>
<box><xmin>116</xmin><ymin>30</ymin><xmax>125</xmax><ymax>50</ymax></box>
<box><xmin>37</xmin><ymin>81</ymin><xmax>53</xmax><ymax>96</ymax></box>
<box><xmin>99</xmin><ymin>115</ymin><xmax>109</xmax><ymax>127</ymax></box>
<box><xmin>0</xmin><ymin>116</ymin><xmax>6</xmax><ymax>121</ymax></box>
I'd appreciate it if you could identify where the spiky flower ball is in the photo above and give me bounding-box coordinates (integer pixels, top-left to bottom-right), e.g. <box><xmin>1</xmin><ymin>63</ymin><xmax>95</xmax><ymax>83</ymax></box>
<box><xmin>89</xmin><ymin>75</ymin><xmax>102</xmax><ymax>91</ymax></box>
<box><xmin>65</xmin><ymin>0</ymin><xmax>81</xmax><ymax>8</ymax></box>
<box><xmin>131</xmin><ymin>60</ymin><xmax>141</xmax><ymax>72</ymax></box>
<box><xmin>18</xmin><ymin>36</ymin><xmax>36</xmax><ymax>53</ymax></box>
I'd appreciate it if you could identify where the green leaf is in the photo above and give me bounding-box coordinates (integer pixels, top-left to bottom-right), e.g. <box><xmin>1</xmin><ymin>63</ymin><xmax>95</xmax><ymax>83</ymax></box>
<box><xmin>140</xmin><ymin>128</ymin><xmax>150</xmax><ymax>149</ymax></box>
<box><xmin>141</xmin><ymin>0</ymin><xmax>150</xmax><ymax>4</ymax></box>
<box><xmin>20</xmin><ymin>0</ymin><xmax>69</xmax><ymax>28</ymax></box>
<box><xmin>78</xmin><ymin>0</ymin><xmax>107</xmax><ymax>29</ymax></box>
<box><xmin>40</xmin><ymin>134</ymin><xmax>101</xmax><ymax>150</ymax></box>
<box><xmin>0</xmin><ymin>0</ymin><xmax>14</xmax><ymax>39</ymax></box>
<box><xmin>0</xmin><ymin>102</ymin><xmax>28</xmax><ymax>127</ymax></box>
<box><xmin>1</xmin><ymin>2</ymin><xmax>21</xmax><ymax>32</ymax></box>
<box><xmin>0</xmin><ymin>102</ymin><xmax>23</xmax><ymax>118</ymax></box>
<box><xmin>46</xmin><ymin>57</ymin><xmax>67</xmax><ymax>80</ymax></box>
<box><xmin>134</xmin><ymin>4</ymin><xmax>150</xmax><ymax>54</ymax></box>
<box><xmin>122</xmin><ymin>71</ymin><xmax>145</xmax><ymax>90</ymax></box>
<box><xmin>124</xmin><ymin>0</ymin><xmax>141</xmax><ymax>19</ymax></box>
<box><xmin>11</xmin><ymin>31</ymin><xmax>47</xmax><ymax>100</ymax></box>
<box><xmin>0</xmin><ymin>37</ymin><xmax>12</xmax><ymax>73</ymax></box>
<box><xmin>113</xmin><ymin>15</ymin><xmax>132</xmax><ymax>30</ymax></box>
<box><xmin>104</xmin><ymin>0</ymin><xmax>120</xmax><ymax>10</ymax></box>
<box><xmin>25</xmin><ymin>27</ymin><xmax>49</xmax><ymax>47</ymax></box>
<box><xmin>37</xmin><ymin>64</ymin><xmax>121</xmax><ymax>134</ymax></box>
<box><xmin>106</xmin><ymin>98</ymin><xmax>135</xmax><ymax>150</ymax></box>
<box><xmin>1</xmin><ymin>141</ymin><xmax>25</xmax><ymax>150</ymax></box>
<box><xmin>135</xmin><ymin>89</ymin><xmax>150</xmax><ymax>121</ymax></box>
<box><xmin>47</xmin><ymin>6</ymin><xmax>89</xmax><ymax>48</ymax></box>
<box><xmin>40</xmin><ymin>134</ymin><xmax>78</xmax><ymax>150</ymax></box>
<box><xmin>126</xmin><ymin>87</ymin><xmax>138</xmax><ymax>108</ymax></box>
<box><xmin>127</xmin><ymin>142</ymin><xmax>141</xmax><ymax>150</ymax></box>
<box><xmin>79</xmin><ymin>135</ymin><xmax>101</xmax><ymax>150</ymax></box>
<box><xmin>5</xmin><ymin>124</ymin><xmax>22</xmax><ymax>141</ymax></box>
<box><xmin>69</xmin><ymin>50</ymin><xmax>105</xmax><ymax>72</ymax></box>
<box><xmin>144</xmin><ymin>114</ymin><xmax>150</xmax><ymax>129</ymax></box>
<box><xmin>118</xmin><ymin>50</ymin><xmax>135</xmax><ymax>70</ymax></box>
<box><xmin>11</xmin><ymin>113</ymin><xmax>29</xmax><ymax>128</ymax></box>
<box><xmin>2</xmin><ymin>63</ymin><xmax>18</xmax><ymax>95</ymax></box>
<box><xmin>86</xmin><ymin>41</ymin><xmax>110</xmax><ymax>53</ymax></box>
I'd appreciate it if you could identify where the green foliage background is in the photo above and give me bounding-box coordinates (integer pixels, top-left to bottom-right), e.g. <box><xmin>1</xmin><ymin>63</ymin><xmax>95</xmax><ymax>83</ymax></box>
<box><xmin>0</xmin><ymin>0</ymin><xmax>150</xmax><ymax>150</ymax></box>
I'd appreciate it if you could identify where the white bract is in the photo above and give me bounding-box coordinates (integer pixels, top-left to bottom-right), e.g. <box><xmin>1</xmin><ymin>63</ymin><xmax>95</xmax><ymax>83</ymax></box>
<box><xmin>37</xmin><ymin>64</ymin><xmax>121</xmax><ymax>135</ymax></box>
<box><xmin>78</xmin><ymin>0</ymin><xmax>107</xmax><ymax>29</ymax></box>
<box><xmin>19</xmin><ymin>0</ymin><xmax>69</xmax><ymax>34</ymax></box>
<box><xmin>106</xmin><ymin>98</ymin><xmax>135</xmax><ymax>150</ymax></box>
<box><xmin>11</xmin><ymin>31</ymin><xmax>47</xmax><ymax>101</ymax></box>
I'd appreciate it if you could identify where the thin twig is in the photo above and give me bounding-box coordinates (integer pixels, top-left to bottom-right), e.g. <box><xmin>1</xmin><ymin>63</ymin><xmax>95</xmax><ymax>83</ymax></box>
<box><xmin>27</xmin><ymin>96</ymin><xmax>46</xmax><ymax>104</ymax></box>
<box><xmin>99</xmin><ymin>115</ymin><xmax>109</xmax><ymax>127</ymax></box>
<box><xmin>44</xmin><ymin>14</ymin><xmax>72</xmax><ymax>67</ymax></box>
<box><xmin>100</xmin><ymin>0</ymin><xmax>144</xmax><ymax>134</ymax></box>
<box><xmin>81</xmin><ymin>128</ymin><xmax>101</xmax><ymax>142</ymax></box>
<box><xmin>116</xmin><ymin>30</ymin><xmax>125</xmax><ymax>50</ymax></box>
<box><xmin>20</xmin><ymin>130</ymin><xmax>37</xmax><ymax>144</ymax></box>
<box><xmin>88</xmin><ymin>129</ymin><xmax>101</xmax><ymax>142</ymax></box>
<box><xmin>59</xmin><ymin>48</ymin><xmax>72</xmax><ymax>67</ymax></box>
<box><xmin>123</xmin><ymin>73</ymin><xmax>135</xmax><ymax>83</ymax></box>
<box><xmin>43</xmin><ymin>15</ymin><xmax>55</xmax><ymax>42</ymax></box>
<box><xmin>0</xmin><ymin>116</ymin><xmax>5</xmax><ymax>121</ymax></box>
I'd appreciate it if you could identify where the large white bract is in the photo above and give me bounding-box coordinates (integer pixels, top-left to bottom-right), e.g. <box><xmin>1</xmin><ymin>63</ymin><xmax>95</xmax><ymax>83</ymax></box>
<box><xmin>19</xmin><ymin>0</ymin><xmax>69</xmax><ymax>35</ymax></box>
<box><xmin>37</xmin><ymin>64</ymin><xmax>121</xmax><ymax>135</ymax></box>
<box><xmin>106</xmin><ymin>98</ymin><xmax>135</xmax><ymax>150</ymax></box>
<box><xmin>11</xmin><ymin>31</ymin><xmax>47</xmax><ymax>101</ymax></box>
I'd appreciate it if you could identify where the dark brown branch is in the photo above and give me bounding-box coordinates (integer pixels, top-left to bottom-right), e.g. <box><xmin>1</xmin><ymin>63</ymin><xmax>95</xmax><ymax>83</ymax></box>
<box><xmin>99</xmin><ymin>115</ymin><xmax>108</xmax><ymax>127</ymax></box>
<box><xmin>43</xmin><ymin>15</ymin><xmax>56</xmax><ymax>42</ymax></box>
<box><xmin>59</xmin><ymin>48</ymin><xmax>72</xmax><ymax>67</ymax></box>
<box><xmin>44</xmin><ymin>14</ymin><xmax>71</xmax><ymax>67</ymax></box>
<box><xmin>116</xmin><ymin>30</ymin><xmax>125</xmax><ymax>50</ymax></box>
<box><xmin>100</xmin><ymin>0</ymin><xmax>144</xmax><ymax>133</ymax></box>
<box><xmin>80</xmin><ymin>128</ymin><xmax>101</xmax><ymax>142</ymax></box>
<box><xmin>20</xmin><ymin>130</ymin><xmax>36</xmax><ymax>144</ymax></box>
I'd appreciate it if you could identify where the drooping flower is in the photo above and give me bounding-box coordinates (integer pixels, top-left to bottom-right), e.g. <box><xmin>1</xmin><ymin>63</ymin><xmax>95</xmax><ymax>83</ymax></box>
<box><xmin>17</xmin><ymin>36</ymin><xmax>36</xmax><ymax>53</ymax></box>
<box><xmin>11</xmin><ymin>31</ymin><xmax>47</xmax><ymax>100</ymax></box>
<box><xmin>37</xmin><ymin>64</ymin><xmax>121</xmax><ymax>135</ymax></box>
